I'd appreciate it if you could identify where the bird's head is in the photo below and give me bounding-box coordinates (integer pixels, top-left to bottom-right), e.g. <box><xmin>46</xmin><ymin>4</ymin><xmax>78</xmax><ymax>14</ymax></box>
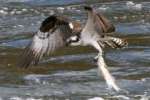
<box><xmin>66</xmin><ymin>33</ymin><xmax>81</xmax><ymax>46</ymax></box>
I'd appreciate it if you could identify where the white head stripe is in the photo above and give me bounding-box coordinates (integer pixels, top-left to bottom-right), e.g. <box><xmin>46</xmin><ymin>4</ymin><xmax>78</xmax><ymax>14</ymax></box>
<box><xmin>70</xmin><ymin>36</ymin><xmax>78</xmax><ymax>41</ymax></box>
<box><xmin>69</xmin><ymin>22</ymin><xmax>74</xmax><ymax>29</ymax></box>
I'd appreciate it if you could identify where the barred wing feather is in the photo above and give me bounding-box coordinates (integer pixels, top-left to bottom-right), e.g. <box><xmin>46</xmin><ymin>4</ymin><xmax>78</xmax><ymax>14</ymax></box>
<box><xmin>19</xmin><ymin>25</ymin><xmax>72</xmax><ymax>68</ymax></box>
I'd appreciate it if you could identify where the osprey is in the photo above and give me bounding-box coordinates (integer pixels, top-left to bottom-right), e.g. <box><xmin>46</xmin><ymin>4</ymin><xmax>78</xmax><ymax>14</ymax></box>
<box><xmin>19</xmin><ymin>6</ymin><xmax>127</xmax><ymax>92</ymax></box>
<box><xmin>68</xmin><ymin>6</ymin><xmax>127</xmax><ymax>91</ymax></box>
<box><xmin>19</xmin><ymin>15</ymin><xmax>81</xmax><ymax>68</ymax></box>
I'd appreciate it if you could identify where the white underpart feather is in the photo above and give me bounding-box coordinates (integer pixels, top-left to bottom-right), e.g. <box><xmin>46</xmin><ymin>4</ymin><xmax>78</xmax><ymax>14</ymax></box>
<box><xmin>97</xmin><ymin>55</ymin><xmax>120</xmax><ymax>91</ymax></box>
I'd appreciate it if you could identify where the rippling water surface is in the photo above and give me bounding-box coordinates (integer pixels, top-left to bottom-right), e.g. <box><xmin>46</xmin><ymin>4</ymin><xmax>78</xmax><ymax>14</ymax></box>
<box><xmin>0</xmin><ymin>0</ymin><xmax>150</xmax><ymax>100</ymax></box>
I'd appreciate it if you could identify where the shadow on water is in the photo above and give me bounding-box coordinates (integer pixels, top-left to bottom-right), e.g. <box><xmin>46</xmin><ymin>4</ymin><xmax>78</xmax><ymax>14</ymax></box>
<box><xmin>0</xmin><ymin>0</ymin><xmax>150</xmax><ymax>99</ymax></box>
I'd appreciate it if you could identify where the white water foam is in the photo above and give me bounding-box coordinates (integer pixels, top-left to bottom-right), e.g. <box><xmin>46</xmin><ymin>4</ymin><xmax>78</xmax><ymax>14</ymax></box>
<box><xmin>88</xmin><ymin>97</ymin><xmax>104</xmax><ymax>100</ymax></box>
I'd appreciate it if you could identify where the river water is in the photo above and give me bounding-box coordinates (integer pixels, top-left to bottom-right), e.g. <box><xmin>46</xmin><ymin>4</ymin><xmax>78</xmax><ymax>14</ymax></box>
<box><xmin>0</xmin><ymin>0</ymin><xmax>150</xmax><ymax>100</ymax></box>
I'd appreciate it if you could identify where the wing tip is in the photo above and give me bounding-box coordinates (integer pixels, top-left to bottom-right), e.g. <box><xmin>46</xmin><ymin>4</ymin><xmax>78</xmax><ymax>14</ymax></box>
<box><xmin>18</xmin><ymin>47</ymin><xmax>41</xmax><ymax>69</ymax></box>
<box><xmin>17</xmin><ymin>49</ymin><xmax>33</xmax><ymax>69</ymax></box>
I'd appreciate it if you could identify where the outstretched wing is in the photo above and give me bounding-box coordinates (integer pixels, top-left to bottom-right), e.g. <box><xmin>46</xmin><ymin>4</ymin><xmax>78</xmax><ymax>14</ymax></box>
<box><xmin>94</xmin><ymin>12</ymin><xmax>115</xmax><ymax>35</ymax></box>
<box><xmin>19</xmin><ymin>16</ymin><xmax>72</xmax><ymax>68</ymax></box>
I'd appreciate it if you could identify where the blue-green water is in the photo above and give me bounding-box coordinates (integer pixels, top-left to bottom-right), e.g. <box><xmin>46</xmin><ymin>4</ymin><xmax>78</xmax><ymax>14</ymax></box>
<box><xmin>0</xmin><ymin>0</ymin><xmax>150</xmax><ymax>100</ymax></box>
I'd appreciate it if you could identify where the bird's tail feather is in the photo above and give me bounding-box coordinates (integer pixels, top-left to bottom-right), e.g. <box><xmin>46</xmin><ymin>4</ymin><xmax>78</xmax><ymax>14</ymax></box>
<box><xmin>103</xmin><ymin>37</ymin><xmax>128</xmax><ymax>49</ymax></box>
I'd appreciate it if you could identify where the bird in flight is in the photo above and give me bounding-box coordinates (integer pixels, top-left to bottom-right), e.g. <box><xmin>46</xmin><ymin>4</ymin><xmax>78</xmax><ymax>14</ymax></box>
<box><xmin>19</xmin><ymin>6</ymin><xmax>127</xmax><ymax>92</ymax></box>
<box><xmin>67</xmin><ymin>6</ymin><xmax>127</xmax><ymax>91</ymax></box>
<box><xmin>19</xmin><ymin>15</ymin><xmax>82</xmax><ymax>68</ymax></box>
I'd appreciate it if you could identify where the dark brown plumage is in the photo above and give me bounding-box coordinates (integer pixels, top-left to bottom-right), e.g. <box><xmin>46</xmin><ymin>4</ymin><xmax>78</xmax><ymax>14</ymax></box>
<box><xmin>40</xmin><ymin>15</ymin><xmax>57</xmax><ymax>32</ymax></box>
<box><xmin>95</xmin><ymin>13</ymin><xmax>115</xmax><ymax>33</ymax></box>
